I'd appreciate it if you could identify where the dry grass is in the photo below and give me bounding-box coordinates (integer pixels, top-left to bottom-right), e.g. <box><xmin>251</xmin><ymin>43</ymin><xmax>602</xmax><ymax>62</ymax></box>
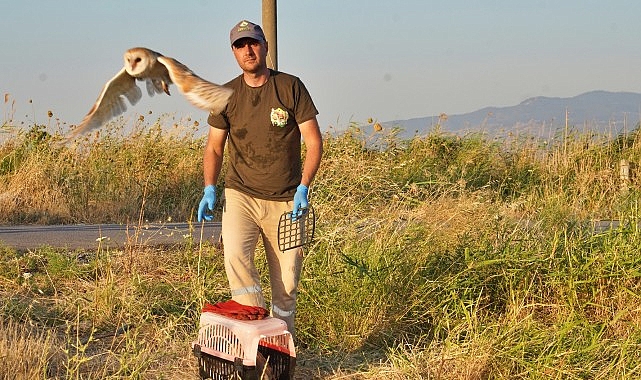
<box><xmin>0</xmin><ymin>318</ymin><xmax>62</xmax><ymax>380</ymax></box>
<box><xmin>1</xmin><ymin>118</ymin><xmax>641</xmax><ymax>378</ymax></box>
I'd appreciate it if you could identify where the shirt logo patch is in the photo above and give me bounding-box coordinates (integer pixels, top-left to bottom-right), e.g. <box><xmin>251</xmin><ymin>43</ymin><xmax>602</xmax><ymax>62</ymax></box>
<box><xmin>270</xmin><ymin>107</ymin><xmax>289</xmax><ymax>128</ymax></box>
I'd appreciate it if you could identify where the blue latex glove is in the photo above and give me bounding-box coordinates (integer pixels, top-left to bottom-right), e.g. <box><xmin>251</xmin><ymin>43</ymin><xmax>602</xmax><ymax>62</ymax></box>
<box><xmin>197</xmin><ymin>185</ymin><xmax>217</xmax><ymax>222</ymax></box>
<box><xmin>292</xmin><ymin>184</ymin><xmax>309</xmax><ymax>221</ymax></box>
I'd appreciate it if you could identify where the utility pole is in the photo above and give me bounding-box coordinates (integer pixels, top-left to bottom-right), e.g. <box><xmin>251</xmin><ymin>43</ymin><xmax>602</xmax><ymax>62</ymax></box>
<box><xmin>262</xmin><ymin>0</ymin><xmax>278</xmax><ymax>70</ymax></box>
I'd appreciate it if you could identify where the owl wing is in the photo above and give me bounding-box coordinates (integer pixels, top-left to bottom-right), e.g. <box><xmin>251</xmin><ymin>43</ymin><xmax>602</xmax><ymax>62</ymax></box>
<box><xmin>157</xmin><ymin>56</ymin><xmax>233</xmax><ymax>115</ymax></box>
<box><xmin>68</xmin><ymin>67</ymin><xmax>142</xmax><ymax>140</ymax></box>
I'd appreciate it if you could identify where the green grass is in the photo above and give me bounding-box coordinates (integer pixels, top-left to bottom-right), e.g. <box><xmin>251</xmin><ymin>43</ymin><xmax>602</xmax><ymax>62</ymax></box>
<box><xmin>1</xmin><ymin>116</ymin><xmax>641</xmax><ymax>379</ymax></box>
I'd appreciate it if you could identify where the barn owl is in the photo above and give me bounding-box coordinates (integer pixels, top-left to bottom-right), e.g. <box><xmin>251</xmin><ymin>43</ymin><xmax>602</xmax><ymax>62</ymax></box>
<box><xmin>67</xmin><ymin>47</ymin><xmax>233</xmax><ymax>140</ymax></box>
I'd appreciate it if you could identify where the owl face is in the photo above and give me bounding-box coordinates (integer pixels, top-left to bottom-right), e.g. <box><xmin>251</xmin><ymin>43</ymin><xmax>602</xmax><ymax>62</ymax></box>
<box><xmin>123</xmin><ymin>48</ymin><xmax>155</xmax><ymax>77</ymax></box>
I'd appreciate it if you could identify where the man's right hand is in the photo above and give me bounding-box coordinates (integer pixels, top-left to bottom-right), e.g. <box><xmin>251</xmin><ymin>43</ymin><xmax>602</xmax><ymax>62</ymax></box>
<box><xmin>197</xmin><ymin>185</ymin><xmax>217</xmax><ymax>222</ymax></box>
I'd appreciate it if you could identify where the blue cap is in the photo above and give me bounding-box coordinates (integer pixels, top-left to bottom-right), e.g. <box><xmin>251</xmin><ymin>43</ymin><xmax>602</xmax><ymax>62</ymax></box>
<box><xmin>230</xmin><ymin>20</ymin><xmax>266</xmax><ymax>45</ymax></box>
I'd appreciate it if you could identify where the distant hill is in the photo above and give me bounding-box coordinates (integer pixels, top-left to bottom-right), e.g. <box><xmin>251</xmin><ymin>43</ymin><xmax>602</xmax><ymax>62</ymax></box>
<box><xmin>386</xmin><ymin>91</ymin><xmax>641</xmax><ymax>138</ymax></box>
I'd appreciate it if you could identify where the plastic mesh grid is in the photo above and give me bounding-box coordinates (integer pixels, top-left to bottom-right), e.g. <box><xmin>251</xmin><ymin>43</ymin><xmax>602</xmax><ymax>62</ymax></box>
<box><xmin>259</xmin><ymin>334</ymin><xmax>292</xmax><ymax>355</ymax></box>
<box><xmin>196</xmin><ymin>351</ymin><xmax>238</xmax><ymax>379</ymax></box>
<box><xmin>198</xmin><ymin>323</ymin><xmax>244</xmax><ymax>360</ymax></box>
<box><xmin>196</xmin><ymin>345</ymin><xmax>295</xmax><ymax>380</ymax></box>
<box><xmin>277</xmin><ymin>206</ymin><xmax>315</xmax><ymax>251</ymax></box>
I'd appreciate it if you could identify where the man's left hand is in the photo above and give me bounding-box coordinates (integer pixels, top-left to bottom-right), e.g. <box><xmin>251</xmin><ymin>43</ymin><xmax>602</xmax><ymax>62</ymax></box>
<box><xmin>292</xmin><ymin>184</ymin><xmax>308</xmax><ymax>220</ymax></box>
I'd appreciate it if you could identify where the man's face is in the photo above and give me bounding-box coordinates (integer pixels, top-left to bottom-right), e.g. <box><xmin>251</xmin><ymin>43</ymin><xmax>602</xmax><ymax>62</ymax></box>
<box><xmin>232</xmin><ymin>38</ymin><xmax>268</xmax><ymax>74</ymax></box>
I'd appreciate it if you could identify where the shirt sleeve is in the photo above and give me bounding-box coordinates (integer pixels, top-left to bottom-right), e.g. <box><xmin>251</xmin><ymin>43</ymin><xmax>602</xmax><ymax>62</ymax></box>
<box><xmin>207</xmin><ymin>111</ymin><xmax>229</xmax><ymax>130</ymax></box>
<box><xmin>293</xmin><ymin>78</ymin><xmax>319</xmax><ymax>124</ymax></box>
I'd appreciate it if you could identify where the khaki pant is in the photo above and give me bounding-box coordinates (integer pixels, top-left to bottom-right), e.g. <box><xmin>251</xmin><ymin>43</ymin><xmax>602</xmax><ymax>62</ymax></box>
<box><xmin>221</xmin><ymin>188</ymin><xmax>303</xmax><ymax>338</ymax></box>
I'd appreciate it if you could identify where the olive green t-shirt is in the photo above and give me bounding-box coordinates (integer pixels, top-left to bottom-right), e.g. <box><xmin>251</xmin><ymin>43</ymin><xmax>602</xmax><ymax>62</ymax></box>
<box><xmin>207</xmin><ymin>70</ymin><xmax>318</xmax><ymax>201</ymax></box>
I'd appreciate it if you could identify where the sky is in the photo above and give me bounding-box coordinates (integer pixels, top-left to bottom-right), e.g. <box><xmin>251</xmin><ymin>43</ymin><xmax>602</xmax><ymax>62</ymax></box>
<box><xmin>3</xmin><ymin>0</ymin><xmax>641</xmax><ymax>134</ymax></box>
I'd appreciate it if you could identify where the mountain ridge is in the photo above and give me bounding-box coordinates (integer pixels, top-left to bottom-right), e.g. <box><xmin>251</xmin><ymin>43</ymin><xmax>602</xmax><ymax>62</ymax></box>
<box><xmin>386</xmin><ymin>90</ymin><xmax>641</xmax><ymax>137</ymax></box>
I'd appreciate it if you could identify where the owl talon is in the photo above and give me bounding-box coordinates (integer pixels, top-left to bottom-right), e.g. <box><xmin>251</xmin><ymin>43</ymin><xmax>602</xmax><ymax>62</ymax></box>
<box><xmin>162</xmin><ymin>81</ymin><xmax>171</xmax><ymax>96</ymax></box>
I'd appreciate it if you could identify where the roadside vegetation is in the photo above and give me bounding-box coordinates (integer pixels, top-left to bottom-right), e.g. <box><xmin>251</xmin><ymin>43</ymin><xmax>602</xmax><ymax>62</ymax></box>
<box><xmin>1</xmin><ymin>109</ymin><xmax>640</xmax><ymax>379</ymax></box>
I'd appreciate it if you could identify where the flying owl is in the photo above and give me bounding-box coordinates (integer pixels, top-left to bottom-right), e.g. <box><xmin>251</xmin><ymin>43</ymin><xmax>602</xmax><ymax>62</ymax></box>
<box><xmin>67</xmin><ymin>47</ymin><xmax>233</xmax><ymax>140</ymax></box>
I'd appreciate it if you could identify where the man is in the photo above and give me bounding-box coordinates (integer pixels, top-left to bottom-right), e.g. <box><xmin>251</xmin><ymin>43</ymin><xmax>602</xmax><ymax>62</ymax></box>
<box><xmin>197</xmin><ymin>20</ymin><xmax>323</xmax><ymax>339</ymax></box>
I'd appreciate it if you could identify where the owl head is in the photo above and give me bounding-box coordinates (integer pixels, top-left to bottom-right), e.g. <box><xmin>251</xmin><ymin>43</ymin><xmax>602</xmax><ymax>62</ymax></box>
<box><xmin>123</xmin><ymin>47</ymin><xmax>158</xmax><ymax>77</ymax></box>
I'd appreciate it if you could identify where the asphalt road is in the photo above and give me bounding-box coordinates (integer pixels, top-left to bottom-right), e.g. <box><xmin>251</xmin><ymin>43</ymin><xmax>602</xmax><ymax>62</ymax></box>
<box><xmin>0</xmin><ymin>222</ymin><xmax>221</xmax><ymax>251</ymax></box>
<box><xmin>0</xmin><ymin>219</ymin><xmax>628</xmax><ymax>252</ymax></box>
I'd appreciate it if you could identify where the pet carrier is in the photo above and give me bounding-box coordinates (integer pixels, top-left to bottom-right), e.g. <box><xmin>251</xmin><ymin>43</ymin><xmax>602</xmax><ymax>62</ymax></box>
<box><xmin>192</xmin><ymin>312</ymin><xmax>296</xmax><ymax>379</ymax></box>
